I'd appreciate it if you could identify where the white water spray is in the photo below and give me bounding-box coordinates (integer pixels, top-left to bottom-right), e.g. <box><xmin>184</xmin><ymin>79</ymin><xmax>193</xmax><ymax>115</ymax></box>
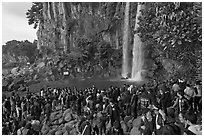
<box><xmin>131</xmin><ymin>4</ymin><xmax>144</xmax><ymax>81</ymax></box>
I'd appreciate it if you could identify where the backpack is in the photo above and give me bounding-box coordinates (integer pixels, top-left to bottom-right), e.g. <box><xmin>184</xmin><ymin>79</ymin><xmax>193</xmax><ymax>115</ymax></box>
<box><xmin>162</xmin><ymin>123</ymin><xmax>181</xmax><ymax>135</ymax></box>
<box><xmin>184</xmin><ymin>129</ymin><xmax>196</xmax><ymax>135</ymax></box>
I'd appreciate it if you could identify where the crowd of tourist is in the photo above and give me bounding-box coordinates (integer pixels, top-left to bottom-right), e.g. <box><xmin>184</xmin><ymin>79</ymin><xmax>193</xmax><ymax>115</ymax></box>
<box><xmin>2</xmin><ymin>78</ymin><xmax>202</xmax><ymax>135</ymax></box>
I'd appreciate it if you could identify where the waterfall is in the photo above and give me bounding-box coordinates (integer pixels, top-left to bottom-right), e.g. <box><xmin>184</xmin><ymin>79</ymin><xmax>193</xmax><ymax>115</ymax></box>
<box><xmin>131</xmin><ymin>3</ymin><xmax>144</xmax><ymax>81</ymax></box>
<box><xmin>122</xmin><ymin>2</ymin><xmax>130</xmax><ymax>78</ymax></box>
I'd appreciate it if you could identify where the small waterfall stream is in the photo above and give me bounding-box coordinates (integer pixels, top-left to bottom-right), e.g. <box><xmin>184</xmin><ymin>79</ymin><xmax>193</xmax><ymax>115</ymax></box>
<box><xmin>122</xmin><ymin>2</ymin><xmax>130</xmax><ymax>78</ymax></box>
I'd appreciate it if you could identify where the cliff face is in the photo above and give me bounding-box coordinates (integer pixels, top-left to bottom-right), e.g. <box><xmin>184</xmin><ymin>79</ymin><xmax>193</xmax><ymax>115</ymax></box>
<box><xmin>37</xmin><ymin>2</ymin><xmax>70</xmax><ymax>54</ymax></box>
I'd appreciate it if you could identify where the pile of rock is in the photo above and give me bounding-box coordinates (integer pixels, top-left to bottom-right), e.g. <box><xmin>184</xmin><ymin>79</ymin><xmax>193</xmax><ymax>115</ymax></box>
<box><xmin>41</xmin><ymin>107</ymin><xmax>79</xmax><ymax>135</ymax></box>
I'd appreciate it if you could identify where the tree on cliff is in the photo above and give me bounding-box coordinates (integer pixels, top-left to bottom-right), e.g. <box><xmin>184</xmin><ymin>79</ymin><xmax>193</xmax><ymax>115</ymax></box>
<box><xmin>26</xmin><ymin>2</ymin><xmax>43</xmax><ymax>29</ymax></box>
<box><xmin>137</xmin><ymin>2</ymin><xmax>202</xmax><ymax>80</ymax></box>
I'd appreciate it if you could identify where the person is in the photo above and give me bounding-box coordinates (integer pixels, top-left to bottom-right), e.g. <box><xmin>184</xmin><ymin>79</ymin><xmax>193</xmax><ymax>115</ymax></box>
<box><xmin>138</xmin><ymin>89</ymin><xmax>151</xmax><ymax>115</ymax></box>
<box><xmin>183</xmin><ymin>112</ymin><xmax>202</xmax><ymax>135</ymax></box>
<box><xmin>17</xmin><ymin>121</ymin><xmax>27</xmax><ymax>135</ymax></box>
<box><xmin>80</xmin><ymin>115</ymin><xmax>92</xmax><ymax>135</ymax></box>
<box><xmin>124</xmin><ymin>90</ymin><xmax>132</xmax><ymax>116</ymax></box>
<box><xmin>172</xmin><ymin>91</ymin><xmax>185</xmax><ymax>114</ymax></box>
<box><xmin>152</xmin><ymin>107</ymin><xmax>164</xmax><ymax>135</ymax></box>
<box><xmin>33</xmin><ymin>98</ymin><xmax>42</xmax><ymax>120</ymax></box>
<box><xmin>194</xmin><ymin>81</ymin><xmax>202</xmax><ymax>113</ymax></box>
<box><xmin>3</xmin><ymin>98</ymin><xmax>11</xmax><ymax>118</ymax></box>
<box><xmin>25</xmin><ymin>122</ymin><xmax>37</xmax><ymax>135</ymax></box>
<box><xmin>184</xmin><ymin>84</ymin><xmax>195</xmax><ymax>111</ymax></box>
<box><xmin>161</xmin><ymin>108</ymin><xmax>181</xmax><ymax>135</ymax></box>
<box><xmin>98</xmin><ymin>111</ymin><xmax>108</xmax><ymax>135</ymax></box>
<box><xmin>130</xmin><ymin>90</ymin><xmax>138</xmax><ymax>118</ymax></box>
<box><xmin>159</xmin><ymin>85</ymin><xmax>172</xmax><ymax>115</ymax></box>
<box><xmin>21</xmin><ymin>97</ymin><xmax>27</xmax><ymax>120</ymax></box>
<box><xmin>172</xmin><ymin>80</ymin><xmax>180</xmax><ymax>94</ymax></box>
<box><xmin>139</xmin><ymin>109</ymin><xmax>154</xmax><ymax>135</ymax></box>
<box><xmin>44</xmin><ymin>99</ymin><xmax>52</xmax><ymax>123</ymax></box>
<box><xmin>106</xmin><ymin>99</ymin><xmax>121</xmax><ymax>127</ymax></box>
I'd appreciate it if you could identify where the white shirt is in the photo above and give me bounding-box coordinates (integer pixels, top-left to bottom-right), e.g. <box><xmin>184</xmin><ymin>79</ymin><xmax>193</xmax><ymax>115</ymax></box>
<box><xmin>184</xmin><ymin>87</ymin><xmax>195</xmax><ymax>100</ymax></box>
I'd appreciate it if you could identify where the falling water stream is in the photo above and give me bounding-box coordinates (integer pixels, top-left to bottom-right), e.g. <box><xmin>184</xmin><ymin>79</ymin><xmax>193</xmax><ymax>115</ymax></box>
<box><xmin>122</xmin><ymin>2</ymin><xmax>130</xmax><ymax>78</ymax></box>
<box><xmin>131</xmin><ymin>4</ymin><xmax>144</xmax><ymax>81</ymax></box>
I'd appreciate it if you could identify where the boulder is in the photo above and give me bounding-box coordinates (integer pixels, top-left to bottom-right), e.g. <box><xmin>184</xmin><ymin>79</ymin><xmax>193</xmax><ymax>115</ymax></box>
<box><xmin>124</xmin><ymin>116</ymin><xmax>133</xmax><ymax>124</ymax></box>
<box><xmin>52</xmin><ymin>119</ymin><xmax>59</xmax><ymax>125</ymax></box>
<box><xmin>132</xmin><ymin>116</ymin><xmax>142</xmax><ymax>127</ymax></box>
<box><xmin>50</xmin><ymin>111</ymin><xmax>60</xmax><ymax>120</ymax></box>
<box><xmin>51</xmin><ymin>125</ymin><xmax>58</xmax><ymax>130</ymax></box>
<box><xmin>70</xmin><ymin>128</ymin><xmax>78</xmax><ymax>135</ymax></box>
<box><xmin>63</xmin><ymin>131</ymin><xmax>69</xmax><ymax>135</ymax></box>
<box><xmin>50</xmin><ymin>111</ymin><xmax>62</xmax><ymax>122</ymax></box>
<box><xmin>41</xmin><ymin>124</ymin><xmax>50</xmax><ymax>135</ymax></box>
<box><xmin>58</xmin><ymin>117</ymin><xmax>64</xmax><ymax>125</ymax></box>
<box><xmin>64</xmin><ymin>113</ymin><xmax>73</xmax><ymax>122</ymax></box>
<box><xmin>64</xmin><ymin>120</ymin><xmax>77</xmax><ymax>129</ymax></box>
<box><xmin>121</xmin><ymin>121</ymin><xmax>128</xmax><ymax>134</ymax></box>
<box><xmin>63</xmin><ymin>109</ymin><xmax>72</xmax><ymax>117</ymax></box>
<box><xmin>130</xmin><ymin>127</ymin><xmax>141</xmax><ymax>135</ymax></box>
<box><xmin>56</xmin><ymin>105</ymin><xmax>62</xmax><ymax>111</ymax></box>
<box><xmin>48</xmin><ymin>129</ymin><xmax>57</xmax><ymax>135</ymax></box>
<box><xmin>127</xmin><ymin>120</ymin><xmax>133</xmax><ymax>131</ymax></box>
<box><xmin>58</xmin><ymin>124</ymin><xmax>64</xmax><ymax>130</ymax></box>
<box><xmin>56</xmin><ymin>112</ymin><xmax>63</xmax><ymax>119</ymax></box>
<box><xmin>55</xmin><ymin>130</ymin><xmax>63</xmax><ymax>135</ymax></box>
<box><xmin>31</xmin><ymin>120</ymin><xmax>41</xmax><ymax>131</ymax></box>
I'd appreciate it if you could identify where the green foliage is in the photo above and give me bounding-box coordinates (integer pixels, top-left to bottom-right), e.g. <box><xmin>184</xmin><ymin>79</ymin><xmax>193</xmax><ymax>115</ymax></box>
<box><xmin>138</xmin><ymin>2</ymin><xmax>202</xmax><ymax>80</ymax></box>
<box><xmin>26</xmin><ymin>2</ymin><xmax>43</xmax><ymax>29</ymax></box>
<box><xmin>2</xmin><ymin>40</ymin><xmax>38</xmax><ymax>64</ymax></box>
